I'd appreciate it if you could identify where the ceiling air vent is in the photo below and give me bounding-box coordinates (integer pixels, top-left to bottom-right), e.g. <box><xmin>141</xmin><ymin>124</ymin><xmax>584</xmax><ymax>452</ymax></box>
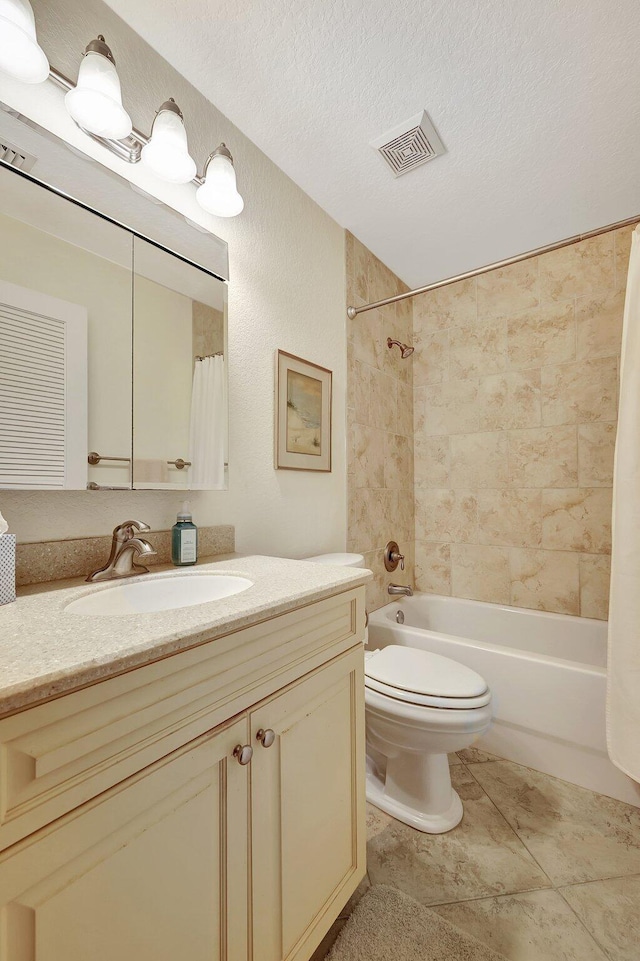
<box><xmin>371</xmin><ymin>111</ymin><xmax>445</xmax><ymax>177</ymax></box>
<box><xmin>0</xmin><ymin>139</ymin><xmax>37</xmax><ymax>173</ymax></box>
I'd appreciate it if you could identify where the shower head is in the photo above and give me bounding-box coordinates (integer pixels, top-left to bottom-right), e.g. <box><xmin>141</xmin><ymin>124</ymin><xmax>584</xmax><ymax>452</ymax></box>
<box><xmin>387</xmin><ymin>337</ymin><xmax>414</xmax><ymax>359</ymax></box>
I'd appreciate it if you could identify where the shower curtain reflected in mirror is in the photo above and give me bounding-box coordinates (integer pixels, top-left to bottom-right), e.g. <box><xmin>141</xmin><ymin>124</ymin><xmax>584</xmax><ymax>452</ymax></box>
<box><xmin>188</xmin><ymin>355</ymin><xmax>227</xmax><ymax>489</ymax></box>
<box><xmin>607</xmin><ymin>225</ymin><xmax>640</xmax><ymax>783</ymax></box>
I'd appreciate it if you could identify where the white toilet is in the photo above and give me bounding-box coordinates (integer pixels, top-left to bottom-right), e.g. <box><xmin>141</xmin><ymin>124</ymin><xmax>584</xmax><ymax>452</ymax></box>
<box><xmin>364</xmin><ymin>645</ymin><xmax>491</xmax><ymax>833</ymax></box>
<box><xmin>304</xmin><ymin>553</ymin><xmax>492</xmax><ymax>834</ymax></box>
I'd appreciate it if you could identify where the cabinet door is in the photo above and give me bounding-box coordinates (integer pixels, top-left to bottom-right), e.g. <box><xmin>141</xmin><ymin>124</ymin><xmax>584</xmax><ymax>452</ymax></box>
<box><xmin>250</xmin><ymin>647</ymin><xmax>365</xmax><ymax>961</ymax></box>
<box><xmin>0</xmin><ymin>717</ymin><xmax>250</xmax><ymax>961</ymax></box>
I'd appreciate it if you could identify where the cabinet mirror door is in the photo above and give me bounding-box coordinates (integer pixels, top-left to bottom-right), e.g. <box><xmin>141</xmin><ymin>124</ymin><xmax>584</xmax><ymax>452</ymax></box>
<box><xmin>0</xmin><ymin>165</ymin><xmax>133</xmax><ymax>490</ymax></box>
<box><xmin>132</xmin><ymin>237</ymin><xmax>228</xmax><ymax>490</ymax></box>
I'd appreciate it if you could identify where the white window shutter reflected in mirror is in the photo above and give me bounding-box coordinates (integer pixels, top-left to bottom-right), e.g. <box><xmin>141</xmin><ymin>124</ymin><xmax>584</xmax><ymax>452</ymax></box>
<box><xmin>0</xmin><ymin>280</ymin><xmax>88</xmax><ymax>489</ymax></box>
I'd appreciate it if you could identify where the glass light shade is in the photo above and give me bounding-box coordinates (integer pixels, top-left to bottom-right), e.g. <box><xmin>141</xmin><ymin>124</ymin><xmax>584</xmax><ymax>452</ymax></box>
<box><xmin>141</xmin><ymin>104</ymin><xmax>197</xmax><ymax>184</ymax></box>
<box><xmin>65</xmin><ymin>49</ymin><xmax>132</xmax><ymax>140</ymax></box>
<box><xmin>0</xmin><ymin>0</ymin><xmax>49</xmax><ymax>83</ymax></box>
<box><xmin>196</xmin><ymin>152</ymin><xmax>244</xmax><ymax>218</ymax></box>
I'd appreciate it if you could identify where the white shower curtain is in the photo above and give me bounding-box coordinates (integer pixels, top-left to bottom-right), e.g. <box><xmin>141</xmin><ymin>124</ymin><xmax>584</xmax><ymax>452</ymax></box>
<box><xmin>188</xmin><ymin>355</ymin><xmax>227</xmax><ymax>490</ymax></box>
<box><xmin>607</xmin><ymin>225</ymin><xmax>640</xmax><ymax>782</ymax></box>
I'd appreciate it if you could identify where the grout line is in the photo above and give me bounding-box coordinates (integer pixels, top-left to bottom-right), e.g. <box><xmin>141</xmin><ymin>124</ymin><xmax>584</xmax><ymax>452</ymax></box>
<box><xmin>463</xmin><ymin>764</ymin><xmax>555</xmax><ymax>888</ymax></box>
<box><xmin>557</xmin><ymin>871</ymin><xmax>640</xmax><ymax>890</ymax></box>
<box><xmin>555</xmin><ymin>886</ymin><xmax>616</xmax><ymax>961</ymax></box>
<box><xmin>428</xmin><ymin>884</ymin><xmax>560</xmax><ymax>911</ymax></box>
<box><xmin>432</xmin><ymin>886</ymin><xmax>612</xmax><ymax>961</ymax></box>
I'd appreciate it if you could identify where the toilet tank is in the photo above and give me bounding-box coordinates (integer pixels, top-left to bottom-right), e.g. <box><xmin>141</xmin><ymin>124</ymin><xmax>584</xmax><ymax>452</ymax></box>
<box><xmin>305</xmin><ymin>552</ymin><xmax>365</xmax><ymax>569</ymax></box>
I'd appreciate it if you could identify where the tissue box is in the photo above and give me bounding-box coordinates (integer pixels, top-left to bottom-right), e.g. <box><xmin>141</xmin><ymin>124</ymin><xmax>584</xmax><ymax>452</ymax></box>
<box><xmin>0</xmin><ymin>534</ymin><xmax>16</xmax><ymax>605</ymax></box>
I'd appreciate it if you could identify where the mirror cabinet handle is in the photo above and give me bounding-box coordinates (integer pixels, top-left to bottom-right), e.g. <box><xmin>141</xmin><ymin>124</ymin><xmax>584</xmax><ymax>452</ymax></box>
<box><xmin>87</xmin><ymin>452</ymin><xmax>132</xmax><ymax>465</ymax></box>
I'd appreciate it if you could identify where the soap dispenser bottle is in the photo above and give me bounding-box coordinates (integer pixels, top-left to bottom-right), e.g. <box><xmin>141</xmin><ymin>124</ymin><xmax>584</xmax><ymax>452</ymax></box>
<box><xmin>171</xmin><ymin>503</ymin><xmax>198</xmax><ymax>567</ymax></box>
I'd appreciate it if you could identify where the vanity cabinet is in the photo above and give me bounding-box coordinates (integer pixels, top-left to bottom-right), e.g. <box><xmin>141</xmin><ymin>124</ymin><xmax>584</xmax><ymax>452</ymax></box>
<box><xmin>0</xmin><ymin>587</ymin><xmax>366</xmax><ymax>961</ymax></box>
<box><xmin>0</xmin><ymin>716</ymin><xmax>251</xmax><ymax>961</ymax></box>
<box><xmin>251</xmin><ymin>648</ymin><xmax>364</xmax><ymax>961</ymax></box>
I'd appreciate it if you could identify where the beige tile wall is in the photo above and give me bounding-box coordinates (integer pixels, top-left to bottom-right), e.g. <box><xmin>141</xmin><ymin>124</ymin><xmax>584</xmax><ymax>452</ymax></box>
<box><xmin>346</xmin><ymin>232</ymin><xmax>415</xmax><ymax>611</ymax></box>
<box><xmin>412</xmin><ymin>225</ymin><xmax>635</xmax><ymax>619</ymax></box>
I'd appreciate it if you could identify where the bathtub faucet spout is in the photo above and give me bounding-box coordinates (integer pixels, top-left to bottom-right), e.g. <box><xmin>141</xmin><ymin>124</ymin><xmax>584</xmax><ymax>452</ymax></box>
<box><xmin>388</xmin><ymin>583</ymin><xmax>413</xmax><ymax>597</ymax></box>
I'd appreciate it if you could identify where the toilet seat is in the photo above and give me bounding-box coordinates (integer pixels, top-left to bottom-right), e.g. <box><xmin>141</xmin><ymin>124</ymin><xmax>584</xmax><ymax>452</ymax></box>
<box><xmin>365</xmin><ymin>676</ymin><xmax>491</xmax><ymax>710</ymax></box>
<box><xmin>365</xmin><ymin>646</ymin><xmax>490</xmax><ymax>710</ymax></box>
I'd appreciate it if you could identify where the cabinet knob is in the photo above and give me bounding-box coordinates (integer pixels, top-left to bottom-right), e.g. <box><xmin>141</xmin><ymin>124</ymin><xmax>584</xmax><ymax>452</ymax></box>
<box><xmin>233</xmin><ymin>744</ymin><xmax>253</xmax><ymax>765</ymax></box>
<box><xmin>256</xmin><ymin>728</ymin><xmax>276</xmax><ymax>748</ymax></box>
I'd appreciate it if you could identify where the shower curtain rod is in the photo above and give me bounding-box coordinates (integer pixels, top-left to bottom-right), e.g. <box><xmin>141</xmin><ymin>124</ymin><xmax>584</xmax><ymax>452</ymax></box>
<box><xmin>346</xmin><ymin>213</ymin><xmax>640</xmax><ymax>319</ymax></box>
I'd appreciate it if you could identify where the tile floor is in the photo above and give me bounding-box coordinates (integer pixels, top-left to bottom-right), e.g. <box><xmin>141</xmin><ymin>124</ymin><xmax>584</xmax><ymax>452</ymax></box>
<box><xmin>314</xmin><ymin>749</ymin><xmax>640</xmax><ymax>961</ymax></box>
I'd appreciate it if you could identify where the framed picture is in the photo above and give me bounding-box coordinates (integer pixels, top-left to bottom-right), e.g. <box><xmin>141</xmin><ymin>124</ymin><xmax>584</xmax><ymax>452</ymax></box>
<box><xmin>275</xmin><ymin>350</ymin><xmax>332</xmax><ymax>472</ymax></box>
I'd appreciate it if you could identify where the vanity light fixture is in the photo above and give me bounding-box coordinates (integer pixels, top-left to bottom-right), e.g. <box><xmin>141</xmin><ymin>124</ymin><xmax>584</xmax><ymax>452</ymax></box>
<box><xmin>4</xmin><ymin>10</ymin><xmax>245</xmax><ymax>220</ymax></box>
<box><xmin>64</xmin><ymin>36</ymin><xmax>132</xmax><ymax>141</ymax></box>
<box><xmin>0</xmin><ymin>0</ymin><xmax>49</xmax><ymax>83</ymax></box>
<box><xmin>196</xmin><ymin>144</ymin><xmax>244</xmax><ymax>218</ymax></box>
<box><xmin>140</xmin><ymin>98</ymin><xmax>197</xmax><ymax>184</ymax></box>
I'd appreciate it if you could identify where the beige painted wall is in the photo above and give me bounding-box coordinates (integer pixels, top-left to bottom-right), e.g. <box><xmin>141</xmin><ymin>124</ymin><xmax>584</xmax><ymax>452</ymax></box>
<box><xmin>346</xmin><ymin>232</ymin><xmax>414</xmax><ymax>612</ymax></box>
<box><xmin>0</xmin><ymin>0</ymin><xmax>347</xmax><ymax>558</ymax></box>
<box><xmin>133</xmin><ymin>276</ymin><xmax>193</xmax><ymax>476</ymax></box>
<box><xmin>412</xmin><ymin>225</ymin><xmax>634</xmax><ymax>619</ymax></box>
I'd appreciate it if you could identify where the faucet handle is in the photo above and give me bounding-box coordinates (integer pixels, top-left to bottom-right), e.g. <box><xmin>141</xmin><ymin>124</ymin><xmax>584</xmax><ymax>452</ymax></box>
<box><xmin>384</xmin><ymin>540</ymin><xmax>405</xmax><ymax>572</ymax></box>
<box><xmin>113</xmin><ymin>519</ymin><xmax>151</xmax><ymax>540</ymax></box>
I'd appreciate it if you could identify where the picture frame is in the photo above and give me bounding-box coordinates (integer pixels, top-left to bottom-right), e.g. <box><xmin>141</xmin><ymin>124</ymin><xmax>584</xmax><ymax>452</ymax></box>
<box><xmin>275</xmin><ymin>350</ymin><xmax>332</xmax><ymax>472</ymax></box>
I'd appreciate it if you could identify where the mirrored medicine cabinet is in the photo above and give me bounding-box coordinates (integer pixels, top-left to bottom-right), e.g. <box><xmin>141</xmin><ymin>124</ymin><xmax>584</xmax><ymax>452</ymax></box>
<box><xmin>0</xmin><ymin>103</ymin><xmax>229</xmax><ymax>491</ymax></box>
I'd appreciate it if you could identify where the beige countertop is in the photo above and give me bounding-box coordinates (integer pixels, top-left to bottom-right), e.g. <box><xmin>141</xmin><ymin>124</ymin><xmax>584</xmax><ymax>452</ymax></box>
<box><xmin>0</xmin><ymin>554</ymin><xmax>371</xmax><ymax>718</ymax></box>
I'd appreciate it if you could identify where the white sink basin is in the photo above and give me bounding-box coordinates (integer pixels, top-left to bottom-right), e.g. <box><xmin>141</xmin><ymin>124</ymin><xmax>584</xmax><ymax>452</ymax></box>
<box><xmin>65</xmin><ymin>572</ymin><xmax>253</xmax><ymax>616</ymax></box>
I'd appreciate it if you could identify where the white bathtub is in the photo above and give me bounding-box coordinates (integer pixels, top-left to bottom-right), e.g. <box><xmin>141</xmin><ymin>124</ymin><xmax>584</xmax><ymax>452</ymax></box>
<box><xmin>368</xmin><ymin>594</ymin><xmax>640</xmax><ymax>807</ymax></box>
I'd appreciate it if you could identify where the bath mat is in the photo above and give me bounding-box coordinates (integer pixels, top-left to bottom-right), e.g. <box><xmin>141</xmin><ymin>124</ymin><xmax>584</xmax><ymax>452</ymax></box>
<box><xmin>326</xmin><ymin>884</ymin><xmax>508</xmax><ymax>961</ymax></box>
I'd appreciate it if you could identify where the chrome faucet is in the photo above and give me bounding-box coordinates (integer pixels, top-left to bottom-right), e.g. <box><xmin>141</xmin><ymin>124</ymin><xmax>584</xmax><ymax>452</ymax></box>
<box><xmin>388</xmin><ymin>583</ymin><xmax>413</xmax><ymax>597</ymax></box>
<box><xmin>87</xmin><ymin>520</ymin><xmax>157</xmax><ymax>582</ymax></box>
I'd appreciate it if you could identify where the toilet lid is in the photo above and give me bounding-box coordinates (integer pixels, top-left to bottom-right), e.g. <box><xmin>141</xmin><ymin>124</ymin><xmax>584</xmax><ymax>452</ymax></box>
<box><xmin>364</xmin><ymin>646</ymin><xmax>488</xmax><ymax>699</ymax></box>
<box><xmin>305</xmin><ymin>552</ymin><xmax>365</xmax><ymax>568</ymax></box>
<box><xmin>365</xmin><ymin>676</ymin><xmax>491</xmax><ymax>709</ymax></box>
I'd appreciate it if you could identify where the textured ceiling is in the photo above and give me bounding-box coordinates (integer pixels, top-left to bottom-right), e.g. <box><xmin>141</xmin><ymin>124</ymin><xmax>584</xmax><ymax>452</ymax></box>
<box><xmin>101</xmin><ymin>0</ymin><xmax>640</xmax><ymax>288</ymax></box>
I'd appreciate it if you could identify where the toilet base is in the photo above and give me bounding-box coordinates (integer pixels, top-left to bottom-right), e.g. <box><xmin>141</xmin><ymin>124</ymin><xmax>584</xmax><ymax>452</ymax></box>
<box><xmin>365</xmin><ymin>754</ymin><xmax>463</xmax><ymax>834</ymax></box>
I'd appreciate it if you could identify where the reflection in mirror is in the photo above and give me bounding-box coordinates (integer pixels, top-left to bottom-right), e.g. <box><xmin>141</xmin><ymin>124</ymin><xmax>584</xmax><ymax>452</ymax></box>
<box><xmin>0</xmin><ymin>164</ymin><xmax>133</xmax><ymax>490</ymax></box>
<box><xmin>0</xmin><ymin>104</ymin><xmax>229</xmax><ymax>493</ymax></box>
<box><xmin>132</xmin><ymin>237</ymin><xmax>227</xmax><ymax>490</ymax></box>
